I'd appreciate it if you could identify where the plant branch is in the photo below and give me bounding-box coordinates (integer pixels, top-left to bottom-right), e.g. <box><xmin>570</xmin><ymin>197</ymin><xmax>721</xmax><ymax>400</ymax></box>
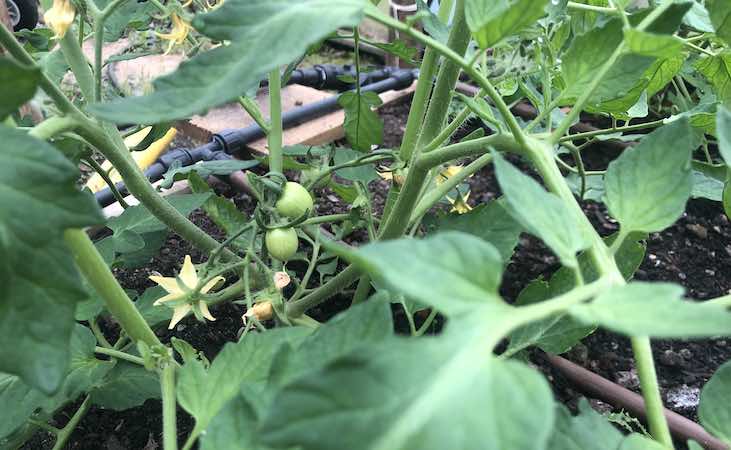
<box><xmin>94</xmin><ymin>346</ymin><xmax>146</xmax><ymax>365</ymax></box>
<box><xmin>268</xmin><ymin>69</ymin><xmax>283</xmax><ymax>173</ymax></box>
<box><xmin>161</xmin><ymin>363</ymin><xmax>178</xmax><ymax>450</ymax></box>
<box><xmin>558</xmin><ymin>118</ymin><xmax>665</xmax><ymax>142</ymax></box>
<box><xmin>51</xmin><ymin>395</ymin><xmax>91</xmax><ymax>450</ymax></box>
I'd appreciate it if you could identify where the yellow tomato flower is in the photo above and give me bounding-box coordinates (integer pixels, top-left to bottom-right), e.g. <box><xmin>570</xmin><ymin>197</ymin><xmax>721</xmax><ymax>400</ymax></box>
<box><xmin>447</xmin><ymin>191</ymin><xmax>473</xmax><ymax>214</ymax></box>
<box><xmin>149</xmin><ymin>255</ymin><xmax>224</xmax><ymax>329</ymax></box>
<box><xmin>156</xmin><ymin>13</ymin><xmax>192</xmax><ymax>54</ymax></box>
<box><xmin>44</xmin><ymin>0</ymin><xmax>76</xmax><ymax>39</ymax></box>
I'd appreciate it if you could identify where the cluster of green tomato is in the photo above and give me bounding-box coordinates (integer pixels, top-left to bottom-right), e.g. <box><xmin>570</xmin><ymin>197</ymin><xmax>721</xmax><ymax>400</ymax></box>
<box><xmin>266</xmin><ymin>181</ymin><xmax>313</xmax><ymax>261</ymax></box>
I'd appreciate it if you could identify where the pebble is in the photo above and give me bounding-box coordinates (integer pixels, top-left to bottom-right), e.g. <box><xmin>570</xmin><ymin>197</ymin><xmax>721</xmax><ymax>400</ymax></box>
<box><xmin>659</xmin><ymin>349</ymin><xmax>686</xmax><ymax>367</ymax></box>
<box><xmin>615</xmin><ymin>369</ymin><xmax>640</xmax><ymax>389</ymax></box>
<box><xmin>686</xmin><ymin>224</ymin><xmax>708</xmax><ymax>239</ymax></box>
<box><xmin>665</xmin><ymin>385</ymin><xmax>700</xmax><ymax>412</ymax></box>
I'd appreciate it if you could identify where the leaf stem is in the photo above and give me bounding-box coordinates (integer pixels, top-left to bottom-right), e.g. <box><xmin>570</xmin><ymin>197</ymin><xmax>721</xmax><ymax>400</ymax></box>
<box><xmin>558</xmin><ymin>118</ymin><xmax>666</xmax><ymax>142</ymax></box>
<box><xmin>94</xmin><ymin>0</ymin><xmax>132</xmax><ymax>102</ymax></box>
<box><xmin>566</xmin><ymin>1</ymin><xmax>620</xmax><ymax>15</ymax></box>
<box><xmin>51</xmin><ymin>395</ymin><xmax>91</xmax><ymax>450</ymax></box>
<box><xmin>82</xmin><ymin>156</ymin><xmax>130</xmax><ymax>208</ymax></box>
<box><xmin>632</xmin><ymin>338</ymin><xmax>674</xmax><ymax>448</ymax></box>
<box><xmin>58</xmin><ymin>29</ymin><xmax>95</xmax><ymax>101</ymax></box>
<box><xmin>94</xmin><ymin>346</ymin><xmax>146</xmax><ymax>365</ymax></box>
<box><xmin>28</xmin><ymin>115</ymin><xmax>79</xmax><ymax>140</ymax></box>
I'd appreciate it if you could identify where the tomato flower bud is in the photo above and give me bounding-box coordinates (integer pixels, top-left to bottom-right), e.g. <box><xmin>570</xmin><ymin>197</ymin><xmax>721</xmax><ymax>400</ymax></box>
<box><xmin>44</xmin><ymin>0</ymin><xmax>76</xmax><ymax>39</ymax></box>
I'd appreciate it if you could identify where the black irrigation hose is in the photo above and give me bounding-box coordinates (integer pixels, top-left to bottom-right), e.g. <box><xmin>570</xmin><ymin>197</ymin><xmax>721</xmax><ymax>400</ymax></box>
<box><xmin>95</xmin><ymin>67</ymin><xmax>418</xmax><ymax>207</ymax></box>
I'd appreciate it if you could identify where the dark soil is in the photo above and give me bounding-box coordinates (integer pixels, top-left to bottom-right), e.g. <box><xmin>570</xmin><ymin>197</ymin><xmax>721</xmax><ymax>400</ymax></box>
<box><xmin>23</xmin><ymin>97</ymin><xmax>731</xmax><ymax>449</ymax></box>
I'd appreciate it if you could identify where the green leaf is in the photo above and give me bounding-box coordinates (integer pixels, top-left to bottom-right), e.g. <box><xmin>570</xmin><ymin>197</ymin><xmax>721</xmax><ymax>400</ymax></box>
<box><xmin>90</xmin><ymin>0</ymin><xmax>365</xmax><ymax>123</ymax></box>
<box><xmin>604</xmin><ymin>118</ymin><xmax>693</xmax><ymax>234</ymax></box>
<box><xmin>570</xmin><ymin>282</ymin><xmax>731</xmax><ymax>338</ymax></box>
<box><xmin>548</xmin><ymin>399</ymin><xmax>663</xmax><ymax>450</ymax></box>
<box><xmin>260</xmin><ymin>336</ymin><xmax>555</xmax><ymax>450</ymax></box>
<box><xmin>707</xmin><ymin>0</ymin><xmax>731</xmax><ymax>46</ymax></box>
<box><xmin>465</xmin><ymin>0</ymin><xmax>549</xmax><ymax>48</ymax></box>
<box><xmin>696</xmin><ymin>52</ymin><xmax>731</xmax><ymax>105</ymax></box>
<box><xmin>104</xmin><ymin>193</ymin><xmax>211</xmax><ymax>267</ymax></box>
<box><xmin>691</xmin><ymin>162</ymin><xmax>726</xmax><ymax>201</ymax></box>
<box><xmin>160</xmin><ymin>159</ymin><xmax>259</xmax><ymax>189</ymax></box>
<box><xmin>200</xmin><ymin>388</ymin><xmax>268</xmax><ymax>450</ymax></box>
<box><xmin>372</xmin><ymin>40</ymin><xmax>418</xmax><ymax>64</ymax></box>
<box><xmin>270</xmin><ymin>300</ymin><xmax>393</xmax><ymax>386</ymax></box>
<box><xmin>90</xmin><ymin>361</ymin><xmax>160</xmax><ymax>410</ymax></box>
<box><xmin>0</xmin><ymin>127</ymin><xmax>103</xmax><ymax>394</ymax></box>
<box><xmin>94</xmin><ymin>0</ymin><xmax>155</xmax><ymax>42</ymax></box>
<box><xmin>507</xmin><ymin>233</ymin><xmax>646</xmax><ymax>356</ymax></box>
<box><xmin>699</xmin><ymin>360</ymin><xmax>731</xmax><ymax>444</ymax></box>
<box><xmin>493</xmin><ymin>151</ymin><xmax>591</xmax><ymax>268</ymax></box>
<box><xmin>560</xmin><ymin>19</ymin><xmax>654</xmax><ymax>106</ymax></box>
<box><xmin>0</xmin><ymin>57</ymin><xmax>40</xmax><ymax>119</ymax></box>
<box><xmin>352</xmin><ymin>232</ymin><xmax>504</xmax><ymax>316</ymax></box>
<box><xmin>333</xmin><ymin>147</ymin><xmax>379</xmax><ymax>184</ymax></box>
<box><xmin>338</xmin><ymin>91</ymin><xmax>383</xmax><ymax>152</ymax></box>
<box><xmin>423</xmin><ymin>199</ymin><xmax>523</xmax><ymax>263</ymax></box>
<box><xmin>187</xmin><ymin>172</ymin><xmax>251</xmax><ymax>250</ymax></box>
<box><xmin>645</xmin><ymin>54</ymin><xmax>687</xmax><ymax>97</ymax></box>
<box><xmin>718</xmin><ymin>106</ymin><xmax>731</xmax><ymax>166</ymax></box>
<box><xmin>415</xmin><ymin>0</ymin><xmax>449</xmax><ymax>44</ymax></box>
<box><xmin>624</xmin><ymin>29</ymin><xmax>684</xmax><ymax>59</ymax></box>
<box><xmin>0</xmin><ymin>325</ymin><xmax>113</xmax><ymax>439</ymax></box>
<box><xmin>177</xmin><ymin>327</ymin><xmax>310</xmax><ymax>432</ymax></box>
<box><xmin>134</xmin><ymin>286</ymin><xmax>174</xmax><ymax>328</ymax></box>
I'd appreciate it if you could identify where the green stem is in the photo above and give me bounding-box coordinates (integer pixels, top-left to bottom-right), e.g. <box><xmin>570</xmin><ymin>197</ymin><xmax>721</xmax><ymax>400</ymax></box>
<box><xmin>422</xmin><ymin>90</ymin><xmax>483</xmax><ymax>153</ymax></box>
<box><xmin>303</xmin><ymin>213</ymin><xmax>351</xmax><ymax>225</ymax></box>
<box><xmin>161</xmin><ymin>364</ymin><xmax>178</xmax><ymax>450</ymax></box>
<box><xmin>286</xmin><ymin>265</ymin><xmax>361</xmax><ymax>318</ymax></box>
<box><xmin>409</xmin><ymin>153</ymin><xmax>492</xmax><ymax>224</ymax></box>
<box><xmin>51</xmin><ymin>395</ymin><xmax>91</xmax><ymax>450</ymax></box>
<box><xmin>365</xmin><ymin>4</ymin><xmax>527</xmax><ymax>148</ymax></box>
<box><xmin>290</xmin><ymin>239</ymin><xmax>321</xmax><ymax>302</ymax></box>
<box><xmin>558</xmin><ymin>119</ymin><xmax>666</xmax><ymax>142</ymax></box>
<box><xmin>414</xmin><ymin>309</ymin><xmax>438</xmax><ymax>337</ymax></box>
<box><xmin>418</xmin><ymin>133</ymin><xmax>522</xmax><ymax>168</ymax></box>
<box><xmin>351</xmin><ymin>275</ymin><xmax>372</xmax><ymax>305</ymax></box>
<box><xmin>94</xmin><ymin>0</ymin><xmax>132</xmax><ymax>102</ymax></box>
<box><xmin>414</xmin><ymin>0</ymin><xmax>471</xmax><ymax>150</ymax></box>
<box><xmin>83</xmin><ymin>156</ymin><xmax>130</xmax><ymax>208</ymax></box>
<box><xmin>268</xmin><ymin>69</ymin><xmax>283</xmax><ymax>173</ymax></box>
<box><xmin>633</xmin><ymin>339</ymin><xmax>674</xmax><ymax>448</ymax></box>
<box><xmin>90</xmin><ymin>319</ymin><xmax>113</xmax><ymax>348</ymax></box>
<box><xmin>58</xmin><ymin>29</ymin><xmax>95</xmax><ymax>101</ymax></box>
<box><xmin>64</xmin><ymin>229</ymin><xmax>161</xmax><ymax>347</ymax></box>
<box><xmin>28</xmin><ymin>115</ymin><xmax>79</xmax><ymax>140</ymax></box>
<box><xmin>94</xmin><ymin>346</ymin><xmax>146</xmax><ymax>365</ymax></box>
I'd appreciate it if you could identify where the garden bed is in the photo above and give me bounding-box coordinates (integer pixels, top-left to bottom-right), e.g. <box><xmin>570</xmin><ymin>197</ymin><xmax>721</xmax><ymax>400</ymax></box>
<box><xmin>22</xmin><ymin>97</ymin><xmax>731</xmax><ymax>449</ymax></box>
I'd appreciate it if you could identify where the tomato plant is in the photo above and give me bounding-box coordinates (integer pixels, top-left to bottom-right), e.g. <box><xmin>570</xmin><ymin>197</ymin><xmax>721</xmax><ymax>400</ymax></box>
<box><xmin>2</xmin><ymin>0</ymin><xmax>731</xmax><ymax>449</ymax></box>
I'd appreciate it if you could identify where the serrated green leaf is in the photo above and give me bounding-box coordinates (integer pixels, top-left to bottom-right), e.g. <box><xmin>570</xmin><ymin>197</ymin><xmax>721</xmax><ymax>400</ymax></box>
<box><xmin>352</xmin><ymin>232</ymin><xmax>504</xmax><ymax>316</ymax></box>
<box><xmin>338</xmin><ymin>90</ymin><xmax>383</xmax><ymax>152</ymax></box>
<box><xmin>707</xmin><ymin>0</ymin><xmax>731</xmax><ymax>47</ymax></box>
<box><xmin>160</xmin><ymin>159</ymin><xmax>259</xmax><ymax>189</ymax></box>
<box><xmin>423</xmin><ymin>199</ymin><xmax>523</xmax><ymax>263</ymax></box>
<box><xmin>699</xmin><ymin>360</ymin><xmax>731</xmax><ymax>444</ymax></box>
<box><xmin>624</xmin><ymin>29</ymin><xmax>684</xmax><ymax>59</ymax></box>
<box><xmin>465</xmin><ymin>0</ymin><xmax>549</xmax><ymax>48</ymax></box>
<box><xmin>570</xmin><ymin>282</ymin><xmax>731</xmax><ymax>337</ymax></box>
<box><xmin>604</xmin><ymin>118</ymin><xmax>693</xmax><ymax>233</ymax></box>
<box><xmin>177</xmin><ymin>327</ymin><xmax>310</xmax><ymax>433</ymax></box>
<box><xmin>372</xmin><ymin>40</ymin><xmax>418</xmax><ymax>64</ymax></box>
<box><xmin>0</xmin><ymin>326</ymin><xmax>113</xmax><ymax>439</ymax></box>
<box><xmin>91</xmin><ymin>361</ymin><xmax>160</xmax><ymax>410</ymax></box>
<box><xmin>645</xmin><ymin>54</ymin><xmax>687</xmax><ymax>97</ymax></box>
<box><xmin>90</xmin><ymin>0</ymin><xmax>365</xmax><ymax>123</ymax></box>
<box><xmin>333</xmin><ymin>147</ymin><xmax>379</xmax><ymax>184</ymax></box>
<box><xmin>0</xmin><ymin>57</ymin><xmax>40</xmax><ymax>119</ymax></box>
<box><xmin>0</xmin><ymin>127</ymin><xmax>103</xmax><ymax>394</ymax></box>
<box><xmin>696</xmin><ymin>52</ymin><xmax>731</xmax><ymax>104</ymax></box>
<box><xmin>260</xmin><ymin>335</ymin><xmax>555</xmax><ymax>450</ymax></box>
<box><xmin>493</xmin><ymin>151</ymin><xmax>591</xmax><ymax>268</ymax></box>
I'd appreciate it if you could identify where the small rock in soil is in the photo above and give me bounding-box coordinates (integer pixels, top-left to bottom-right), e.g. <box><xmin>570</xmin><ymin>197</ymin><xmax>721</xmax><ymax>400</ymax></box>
<box><xmin>665</xmin><ymin>385</ymin><xmax>700</xmax><ymax>414</ymax></box>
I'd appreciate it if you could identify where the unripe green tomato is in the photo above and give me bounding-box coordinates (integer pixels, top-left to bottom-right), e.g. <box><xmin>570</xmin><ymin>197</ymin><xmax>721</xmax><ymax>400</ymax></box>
<box><xmin>275</xmin><ymin>182</ymin><xmax>314</xmax><ymax>218</ymax></box>
<box><xmin>265</xmin><ymin>228</ymin><xmax>298</xmax><ymax>261</ymax></box>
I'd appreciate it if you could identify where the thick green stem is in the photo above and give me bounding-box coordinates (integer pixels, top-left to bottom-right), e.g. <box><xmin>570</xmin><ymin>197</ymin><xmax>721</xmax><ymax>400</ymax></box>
<box><xmin>559</xmin><ymin>118</ymin><xmax>666</xmax><ymax>142</ymax></box>
<box><xmin>58</xmin><ymin>30</ymin><xmax>95</xmax><ymax>101</ymax></box>
<box><xmin>414</xmin><ymin>1</ymin><xmax>470</xmax><ymax>150</ymax></box>
<box><xmin>419</xmin><ymin>133</ymin><xmax>522</xmax><ymax>168</ymax></box>
<box><xmin>161</xmin><ymin>364</ymin><xmax>178</xmax><ymax>450</ymax></box>
<box><xmin>51</xmin><ymin>395</ymin><xmax>91</xmax><ymax>450</ymax></box>
<box><xmin>268</xmin><ymin>69</ymin><xmax>283</xmax><ymax>173</ymax></box>
<box><xmin>64</xmin><ymin>229</ymin><xmax>161</xmax><ymax>347</ymax></box>
<box><xmin>633</xmin><ymin>339</ymin><xmax>674</xmax><ymax>448</ymax></box>
<box><xmin>422</xmin><ymin>89</ymin><xmax>485</xmax><ymax>153</ymax></box>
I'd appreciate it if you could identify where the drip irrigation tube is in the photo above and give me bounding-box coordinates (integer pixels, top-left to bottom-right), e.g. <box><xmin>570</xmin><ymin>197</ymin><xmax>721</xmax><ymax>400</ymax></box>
<box><xmin>95</xmin><ymin>67</ymin><xmax>417</xmax><ymax>207</ymax></box>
